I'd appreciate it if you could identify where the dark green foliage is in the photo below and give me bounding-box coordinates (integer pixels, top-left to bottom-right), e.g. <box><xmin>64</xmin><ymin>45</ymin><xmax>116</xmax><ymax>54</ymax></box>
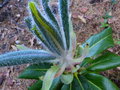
<box><xmin>50</xmin><ymin>77</ymin><xmax>63</xmax><ymax>90</ymax></box>
<box><xmin>87</xmin><ymin>52</ymin><xmax>120</xmax><ymax>72</ymax></box>
<box><xmin>0</xmin><ymin>0</ymin><xmax>119</xmax><ymax>90</ymax></box>
<box><xmin>19</xmin><ymin>63</ymin><xmax>52</xmax><ymax>79</ymax></box>
<box><xmin>28</xmin><ymin>80</ymin><xmax>42</xmax><ymax>90</ymax></box>
<box><xmin>85</xmin><ymin>73</ymin><xmax>119</xmax><ymax>90</ymax></box>
<box><xmin>59</xmin><ymin>73</ymin><xmax>119</xmax><ymax>90</ymax></box>
<box><xmin>82</xmin><ymin>27</ymin><xmax>114</xmax><ymax>57</ymax></box>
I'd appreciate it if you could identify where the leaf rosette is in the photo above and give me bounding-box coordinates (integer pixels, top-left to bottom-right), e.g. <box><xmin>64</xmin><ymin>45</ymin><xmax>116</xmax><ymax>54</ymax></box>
<box><xmin>0</xmin><ymin>0</ymin><xmax>119</xmax><ymax>90</ymax></box>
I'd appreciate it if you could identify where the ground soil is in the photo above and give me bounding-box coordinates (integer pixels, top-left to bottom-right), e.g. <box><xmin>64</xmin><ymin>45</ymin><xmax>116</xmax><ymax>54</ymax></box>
<box><xmin>0</xmin><ymin>0</ymin><xmax>120</xmax><ymax>90</ymax></box>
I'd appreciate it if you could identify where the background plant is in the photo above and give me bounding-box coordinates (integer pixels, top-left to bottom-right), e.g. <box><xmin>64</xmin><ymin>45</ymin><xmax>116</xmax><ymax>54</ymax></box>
<box><xmin>0</xmin><ymin>0</ymin><xmax>120</xmax><ymax>90</ymax></box>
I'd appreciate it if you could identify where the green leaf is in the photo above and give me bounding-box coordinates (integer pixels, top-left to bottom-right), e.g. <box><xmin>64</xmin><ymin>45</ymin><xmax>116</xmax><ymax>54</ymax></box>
<box><xmin>25</xmin><ymin>17</ymin><xmax>33</xmax><ymax>30</ymax></box>
<box><xmin>0</xmin><ymin>50</ymin><xmax>56</xmax><ymax>67</ymax></box>
<box><xmin>29</xmin><ymin>2</ymin><xmax>58</xmax><ymax>37</ymax></box>
<box><xmin>61</xmin><ymin>73</ymin><xmax>117</xmax><ymax>90</ymax></box>
<box><xmin>85</xmin><ymin>73</ymin><xmax>119</xmax><ymax>90</ymax></box>
<box><xmin>69</xmin><ymin>13</ymin><xmax>76</xmax><ymax>54</ymax></box>
<box><xmin>82</xmin><ymin>27</ymin><xmax>114</xmax><ymax>57</ymax></box>
<box><xmin>78</xmin><ymin>75</ymin><xmax>101</xmax><ymax>90</ymax></box>
<box><xmin>80</xmin><ymin>58</ymin><xmax>93</xmax><ymax>67</ymax></box>
<box><xmin>59</xmin><ymin>0</ymin><xmax>70</xmax><ymax>50</ymax></box>
<box><xmin>41</xmin><ymin>0</ymin><xmax>60</xmax><ymax>30</ymax></box>
<box><xmin>42</xmin><ymin>65</ymin><xmax>60</xmax><ymax>90</ymax></box>
<box><xmin>61</xmin><ymin>84</ymin><xmax>71</xmax><ymax>90</ymax></box>
<box><xmin>19</xmin><ymin>63</ymin><xmax>52</xmax><ymax>79</ymax></box>
<box><xmin>28</xmin><ymin>80</ymin><xmax>42</xmax><ymax>90</ymax></box>
<box><xmin>32</xmin><ymin>25</ymin><xmax>61</xmax><ymax>56</ymax></box>
<box><xmin>103</xmin><ymin>13</ymin><xmax>113</xmax><ymax>19</ymax></box>
<box><xmin>100</xmin><ymin>23</ymin><xmax>109</xmax><ymax>28</ymax></box>
<box><xmin>87</xmin><ymin>51</ymin><xmax>120</xmax><ymax>72</ymax></box>
<box><xmin>25</xmin><ymin>17</ymin><xmax>60</xmax><ymax>55</ymax></box>
<box><xmin>114</xmin><ymin>39</ymin><xmax>120</xmax><ymax>45</ymax></box>
<box><xmin>91</xmin><ymin>51</ymin><xmax>118</xmax><ymax>64</ymax></box>
<box><xmin>25</xmin><ymin>17</ymin><xmax>54</xmax><ymax>52</ymax></box>
<box><xmin>61</xmin><ymin>74</ymin><xmax>73</xmax><ymax>84</ymax></box>
<box><xmin>61</xmin><ymin>74</ymin><xmax>85</xmax><ymax>90</ymax></box>
<box><xmin>72</xmin><ymin>74</ymin><xmax>84</xmax><ymax>90</ymax></box>
<box><xmin>61</xmin><ymin>74</ymin><xmax>99</xmax><ymax>90</ymax></box>
<box><xmin>75</xmin><ymin>45</ymin><xmax>83</xmax><ymax>58</ymax></box>
<box><xmin>50</xmin><ymin>77</ymin><xmax>63</xmax><ymax>90</ymax></box>
<box><xmin>16</xmin><ymin>45</ymin><xmax>30</xmax><ymax>50</ymax></box>
<box><xmin>29</xmin><ymin>2</ymin><xmax>64</xmax><ymax>54</ymax></box>
<box><xmin>116</xmin><ymin>41</ymin><xmax>120</xmax><ymax>44</ymax></box>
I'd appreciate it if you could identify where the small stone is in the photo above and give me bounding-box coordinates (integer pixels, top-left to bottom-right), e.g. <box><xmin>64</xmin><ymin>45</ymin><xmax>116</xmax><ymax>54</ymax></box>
<box><xmin>15</xmin><ymin>40</ymin><xmax>21</xmax><ymax>44</ymax></box>
<box><xmin>38</xmin><ymin>41</ymin><xmax>42</xmax><ymax>45</ymax></box>
<box><xmin>16</xmin><ymin>14</ymin><xmax>20</xmax><ymax>18</ymax></box>
<box><xmin>9</xmin><ymin>5</ymin><xmax>13</xmax><ymax>8</ymax></box>
<box><xmin>17</xmin><ymin>0</ymin><xmax>19</xmax><ymax>1</ymax></box>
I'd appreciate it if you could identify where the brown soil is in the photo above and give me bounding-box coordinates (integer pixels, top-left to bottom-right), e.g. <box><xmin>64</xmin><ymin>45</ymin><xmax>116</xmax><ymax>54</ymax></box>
<box><xmin>0</xmin><ymin>0</ymin><xmax>120</xmax><ymax>89</ymax></box>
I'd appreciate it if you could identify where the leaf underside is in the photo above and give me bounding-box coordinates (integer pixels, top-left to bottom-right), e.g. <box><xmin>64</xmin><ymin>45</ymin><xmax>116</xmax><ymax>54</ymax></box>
<box><xmin>0</xmin><ymin>50</ymin><xmax>56</xmax><ymax>67</ymax></box>
<box><xmin>29</xmin><ymin>2</ymin><xmax>64</xmax><ymax>56</ymax></box>
<box><xmin>59</xmin><ymin>0</ymin><xmax>70</xmax><ymax>50</ymax></box>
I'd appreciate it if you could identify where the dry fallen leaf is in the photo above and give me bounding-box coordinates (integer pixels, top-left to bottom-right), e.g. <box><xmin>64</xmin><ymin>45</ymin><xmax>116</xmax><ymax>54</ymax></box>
<box><xmin>78</xmin><ymin>15</ymin><xmax>86</xmax><ymax>23</ymax></box>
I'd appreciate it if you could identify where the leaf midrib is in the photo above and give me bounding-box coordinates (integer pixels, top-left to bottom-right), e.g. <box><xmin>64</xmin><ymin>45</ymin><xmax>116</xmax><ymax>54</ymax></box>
<box><xmin>89</xmin><ymin>57</ymin><xmax>120</xmax><ymax>71</ymax></box>
<box><xmin>87</xmin><ymin>79</ymin><xmax>102</xmax><ymax>90</ymax></box>
<box><xmin>90</xmin><ymin>34</ymin><xmax>111</xmax><ymax>49</ymax></box>
<box><xmin>75</xmin><ymin>75</ymin><xmax>84</xmax><ymax>90</ymax></box>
